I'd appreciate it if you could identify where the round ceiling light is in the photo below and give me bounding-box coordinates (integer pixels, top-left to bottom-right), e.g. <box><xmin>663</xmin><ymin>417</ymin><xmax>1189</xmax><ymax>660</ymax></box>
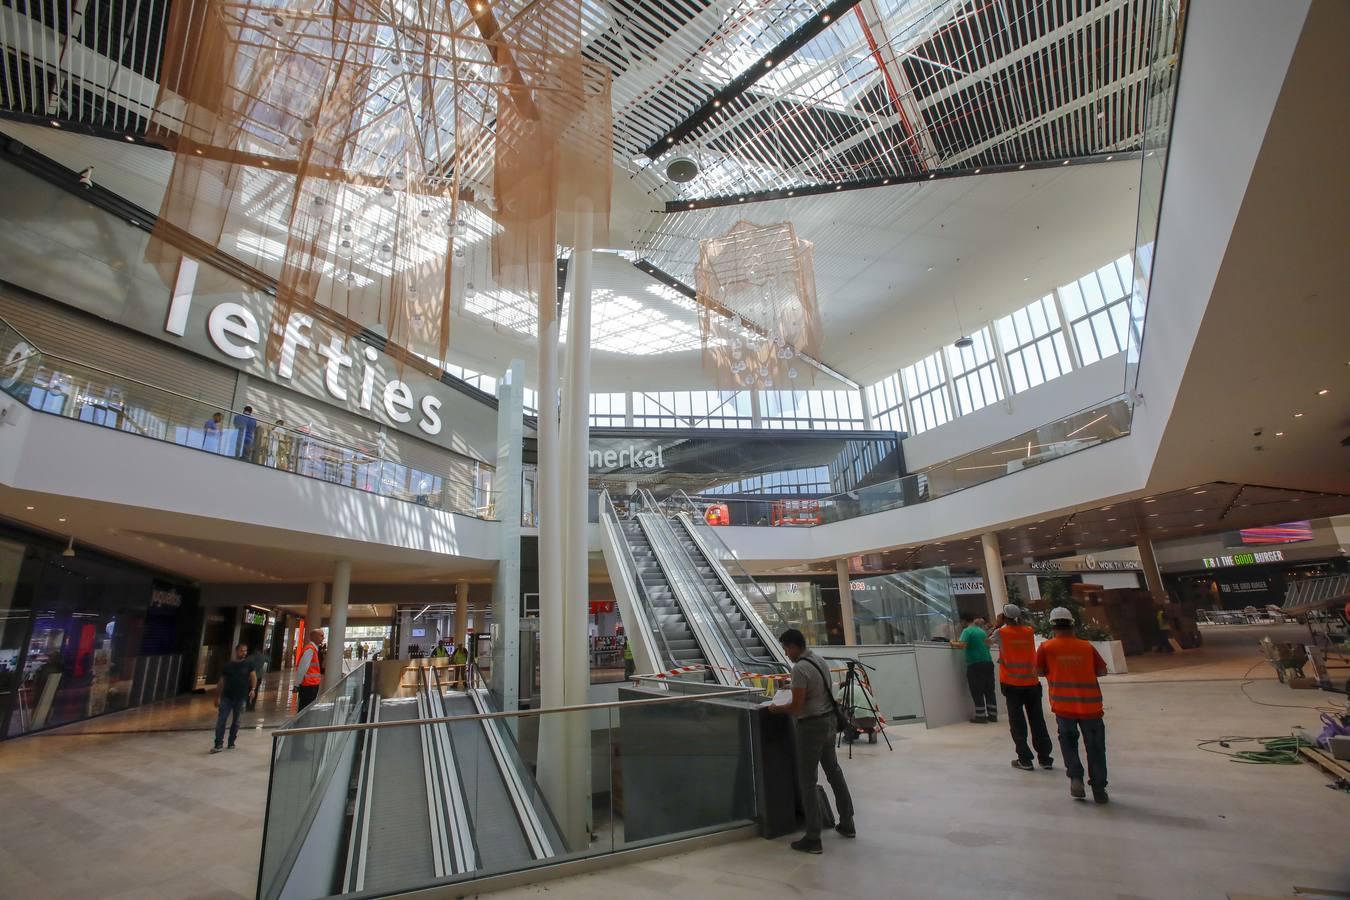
<box><xmin>954</xmin><ymin>335</ymin><xmax>975</xmax><ymax>349</ymax></box>
<box><xmin>665</xmin><ymin>157</ymin><xmax>700</xmax><ymax>183</ymax></box>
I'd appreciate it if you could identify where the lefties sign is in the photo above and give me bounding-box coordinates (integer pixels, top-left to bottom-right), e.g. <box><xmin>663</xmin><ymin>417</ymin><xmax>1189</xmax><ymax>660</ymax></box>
<box><xmin>166</xmin><ymin>259</ymin><xmax>444</xmax><ymax>437</ymax></box>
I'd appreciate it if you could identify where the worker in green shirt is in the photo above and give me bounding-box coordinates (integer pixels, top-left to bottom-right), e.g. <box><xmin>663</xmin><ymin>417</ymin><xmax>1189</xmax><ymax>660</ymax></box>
<box><xmin>951</xmin><ymin>611</ymin><xmax>998</xmax><ymax>723</ymax></box>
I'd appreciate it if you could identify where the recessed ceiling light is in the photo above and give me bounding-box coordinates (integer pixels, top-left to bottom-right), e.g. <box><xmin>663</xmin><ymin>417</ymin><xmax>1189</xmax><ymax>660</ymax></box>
<box><xmin>25</xmin><ymin>505</ymin><xmax>34</xmax><ymax>511</ymax></box>
<box><xmin>1023</xmin><ymin>276</ymin><xmax>1029</xmax><ymax>281</ymax></box>
<box><xmin>1147</xmin><ymin>513</ymin><xmax>1159</xmax><ymax>517</ymax></box>
<box><xmin>764</xmin><ymin>59</ymin><xmax>774</xmax><ymax>68</ymax></box>
<box><xmin>1193</xmin><ymin>490</ymin><xmax>1206</xmax><ymax>495</ymax></box>
<box><xmin>1294</xmin><ymin>412</ymin><xmax>1304</xmax><ymax>418</ymax></box>
<box><xmin>123</xmin><ymin>135</ymin><xmax>134</xmax><ymax>142</ymax></box>
<box><xmin>1317</xmin><ymin>389</ymin><xmax>1329</xmax><ymax>396</ymax></box>
<box><xmin>929</xmin><ymin>174</ymin><xmax>935</xmax><ymax>179</ymax></box>
<box><xmin>1275</xmin><ymin>431</ymin><xmax>1285</xmax><ymax>436</ymax></box>
<box><xmin>738</xmin><ymin>197</ymin><xmax>745</xmax><ymax>202</ymax></box>
<box><xmin>1106</xmin><ymin>155</ymin><xmax>1113</xmax><ymax>160</ymax></box>
<box><xmin>1144</xmin><ymin>498</ymin><xmax>1156</xmax><ymax>503</ymax></box>
<box><xmin>58</xmin><ymin>517</ymin><xmax>67</xmax><ymax>522</ymax></box>
<box><xmin>927</xmin><ymin>266</ymin><xmax>933</xmax><ymax>272</ymax></box>
<box><xmin>787</xmin><ymin>191</ymin><xmax>793</xmax><ymax>196</ymax></box>
<box><xmin>713</xmin><ymin>99</ymin><xmax>721</xmax><ymax>107</ymax></box>
<box><xmin>882</xmin><ymin>179</ymin><xmax>889</xmax><ymax>185</ymax></box>
<box><xmin>1018</xmin><ymin>164</ymin><xmax>1025</xmax><ymax>170</ymax></box>
<box><xmin>1062</xmin><ymin>160</ymin><xmax>1069</xmax><ymax>165</ymax></box>
<box><xmin>974</xmin><ymin>168</ymin><xmax>981</xmax><ymax>174</ymax></box>
<box><xmin>822</xmin><ymin>13</ymin><xmax>831</xmax><ymax>21</ymax></box>
<box><xmin>835</xmin><ymin>185</ymin><xmax>842</xmax><ymax>190</ymax></box>
<box><xmin>50</xmin><ymin>119</ymin><xmax>60</xmax><ymax>127</ymax></box>
<box><xmin>1194</xmin><ymin>524</ymin><xmax>1204</xmax><ymax>528</ymax></box>
<box><xmin>1194</xmin><ymin>508</ymin><xmax>1205</xmax><ymax>513</ymax></box>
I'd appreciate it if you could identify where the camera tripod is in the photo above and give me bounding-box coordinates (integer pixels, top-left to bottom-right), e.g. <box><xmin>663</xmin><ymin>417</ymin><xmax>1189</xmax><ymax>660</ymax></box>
<box><xmin>829</xmin><ymin>658</ymin><xmax>893</xmax><ymax>758</ymax></box>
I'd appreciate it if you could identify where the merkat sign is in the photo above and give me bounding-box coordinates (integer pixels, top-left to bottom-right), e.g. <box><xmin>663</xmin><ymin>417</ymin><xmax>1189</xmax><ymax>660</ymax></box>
<box><xmin>588</xmin><ymin>445</ymin><xmax>665</xmax><ymax>469</ymax></box>
<box><xmin>166</xmin><ymin>260</ymin><xmax>443</xmax><ymax>436</ymax></box>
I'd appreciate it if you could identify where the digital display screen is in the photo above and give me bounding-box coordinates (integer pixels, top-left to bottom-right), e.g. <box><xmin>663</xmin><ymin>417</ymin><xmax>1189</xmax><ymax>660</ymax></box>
<box><xmin>1238</xmin><ymin>521</ymin><xmax>1313</xmax><ymax>545</ymax></box>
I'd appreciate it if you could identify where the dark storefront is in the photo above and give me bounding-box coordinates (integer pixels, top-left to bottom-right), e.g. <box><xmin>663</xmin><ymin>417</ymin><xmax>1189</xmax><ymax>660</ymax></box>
<box><xmin>1168</xmin><ymin>555</ymin><xmax>1350</xmax><ymax>610</ymax></box>
<box><xmin>0</xmin><ymin>521</ymin><xmax>199</xmax><ymax>739</ymax></box>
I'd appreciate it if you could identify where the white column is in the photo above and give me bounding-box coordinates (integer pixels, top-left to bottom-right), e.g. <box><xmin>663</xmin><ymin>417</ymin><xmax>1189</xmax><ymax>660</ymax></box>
<box><xmin>537</xmin><ymin>237</ymin><xmax>564</xmax><ymax>713</ymax></box>
<box><xmin>455</xmin><ymin>582</ymin><xmax>470</xmax><ymax>646</ymax></box>
<box><xmin>750</xmin><ymin>389</ymin><xmax>763</xmax><ymax>428</ymax></box>
<box><xmin>553</xmin><ymin>199</ymin><xmax>595</xmax><ymax>848</ymax></box>
<box><xmin>1137</xmin><ymin>537</ymin><xmax>1166</xmax><ymax>604</ymax></box>
<box><xmin>323</xmin><ymin>559</ymin><xmax>351</xmax><ymax>689</ymax></box>
<box><xmin>305</xmin><ymin>580</ymin><xmax>325</xmax><ymax>635</ymax></box>
<box><xmin>836</xmin><ymin>558</ymin><xmax>857</xmax><ymax>646</ymax></box>
<box><xmin>491</xmin><ymin>359</ymin><xmax>525</xmax><ymax>713</ymax></box>
<box><xmin>980</xmin><ymin>532</ymin><xmax>1008</xmax><ymax>620</ymax></box>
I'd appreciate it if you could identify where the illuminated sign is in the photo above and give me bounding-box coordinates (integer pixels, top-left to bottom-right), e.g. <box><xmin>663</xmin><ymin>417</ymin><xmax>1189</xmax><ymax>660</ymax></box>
<box><xmin>243</xmin><ymin>609</ymin><xmax>268</xmax><ymax>626</ymax></box>
<box><xmin>1030</xmin><ymin>556</ymin><xmax>1141</xmax><ymax>573</ymax></box>
<box><xmin>1202</xmin><ymin>550</ymin><xmax>1284</xmax><ymax>569</ymax></box>
<box><xmin>150</xmin><ymin>588</ymin><xmax>182</xmax><ymax>609</ymax></box>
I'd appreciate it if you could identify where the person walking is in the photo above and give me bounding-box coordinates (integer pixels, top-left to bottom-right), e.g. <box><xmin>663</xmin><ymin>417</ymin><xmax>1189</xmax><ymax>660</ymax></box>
<box><xmin>212</xmin><ymin>644</ymin><xmax>255</xmax><ymax>753</ymax></box>
<box><xmin>244</xmin><ymin>644</ymin><xmax>268</xmax><ymax>712</ymax></box>
<box><xmin>233</xmin><ymin>405</ymin><xmax>258</xmax><ymax>459</ymax></box>
<box><xmin>767</xmin><ymin>628</ymin><xmax>855</xmax><ymax>854</ymax></box>
<box><xmin>294</xmin><ymin>629</ymin><xmax>323</xmax><ymax>711</ymax></box>
<box><xmin>952</xmin><ymin>611</ymin><xmax>998</xmax><ymax>723</ymax></box>
<box><xmin>273</xmin><ymin>419</ymin><xmax>294</xmax><ymax>471</ymax></box>
<box><xmin>990</xmin><ymin>605</ymin><xmax>1053</xmax><ymax>771</ymax></box>
<box><xmin>622</xmin><ymin>637</ymin><xmax>635</xmax><ymax>679</ymax></box>
<box><xmin>1036</xmin><ymin>607</ymin><xmax>1110</xmax><ymax>804</ymax></box>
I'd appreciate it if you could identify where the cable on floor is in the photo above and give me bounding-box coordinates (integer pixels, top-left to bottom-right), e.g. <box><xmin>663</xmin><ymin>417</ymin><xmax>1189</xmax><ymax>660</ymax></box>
<box><xmin>1196</xmin><ymin>734</ymin><xmax>1313</xmax><ymax>764</ymax></box>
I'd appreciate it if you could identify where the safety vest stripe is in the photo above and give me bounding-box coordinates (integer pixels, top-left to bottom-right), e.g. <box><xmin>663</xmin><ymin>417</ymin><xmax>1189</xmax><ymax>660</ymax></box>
<box><xmin>1048</xmin><ymin>692</ymin><xmax>1102</xmax><ymax>704</ymax></box>
<box><xmin>1002</xmin><ymin>662</ymin><xmax>1034</xmax><ymax>670</ymax></box>
<box><xmin>1048</xmin><ymin>681</ymin><xmax>1100</xmax><ymax>689</ymax></box>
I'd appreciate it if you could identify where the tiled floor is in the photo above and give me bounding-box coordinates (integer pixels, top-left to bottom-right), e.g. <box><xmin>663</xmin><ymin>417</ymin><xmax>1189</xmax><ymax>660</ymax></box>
<box><xmin>1</xmin><ymin>638</ymin><xmax>1346</xmax><ymax>900</ymax></box>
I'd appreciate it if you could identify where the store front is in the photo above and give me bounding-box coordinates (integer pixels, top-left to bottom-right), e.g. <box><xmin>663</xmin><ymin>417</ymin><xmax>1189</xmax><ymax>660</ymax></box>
<box><xmin>0</xmin><ymin>521</ymin><xmax>199</xmax><ymax>739</ymax></box>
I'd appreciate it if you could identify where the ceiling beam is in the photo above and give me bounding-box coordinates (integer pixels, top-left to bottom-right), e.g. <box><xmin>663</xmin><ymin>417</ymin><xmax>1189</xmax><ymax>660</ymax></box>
<box><xmin>640</xmin><ymin>0</ymin><xmax>867</xmax><ymax>160</ymax></box>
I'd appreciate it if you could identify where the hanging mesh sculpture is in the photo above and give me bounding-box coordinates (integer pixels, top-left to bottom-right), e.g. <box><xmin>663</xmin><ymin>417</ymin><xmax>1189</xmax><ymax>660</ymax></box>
<box><xmin>147</xmin><ymin>0</ymin><xmax>610</xmax><ymax>364</ymax></box>
<box><xmin>694</xmin><ymin>221</ymin><xmax>822</xmax><ymax>389</ymax></box>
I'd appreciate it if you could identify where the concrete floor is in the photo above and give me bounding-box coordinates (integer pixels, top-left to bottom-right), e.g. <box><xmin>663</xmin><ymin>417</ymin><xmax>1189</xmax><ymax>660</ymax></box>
<box><xmin>0</xmin><ymin>628</ymin><xmax>1346</xmax><ymax>900</ymax></box>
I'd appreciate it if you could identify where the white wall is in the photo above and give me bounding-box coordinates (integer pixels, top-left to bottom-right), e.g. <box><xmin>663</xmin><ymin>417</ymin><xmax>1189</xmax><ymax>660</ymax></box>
<box><xmin>902</xmin><ymin>355</ymin><xmax>1125</xmax><ymax>470</ymax></box>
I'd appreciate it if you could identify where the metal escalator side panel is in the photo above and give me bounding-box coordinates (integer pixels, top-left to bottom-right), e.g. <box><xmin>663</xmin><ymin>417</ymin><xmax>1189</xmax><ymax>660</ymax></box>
<box><xmin>350</xmin><ymin>694</ymin><xmax>381</xmax><ymax>894</ymax></box>
<box><xmin>415</xmin><ymin>687</ymin><xmax>450</xmax><ymax>879</ymax></box>
<box><xmin>427</xmin><ymin>676</ymin><xmax>478</xmax><ymax>874</ymax></box>
<box><xmin>597</xmin><ymin>490</ymin><xmax>668</xmax><ymax>675</ymax></box>
<box><xmin>466</xmin><ymin>688</ymin><xmax>556</xmax><ymax>860</ymax></box>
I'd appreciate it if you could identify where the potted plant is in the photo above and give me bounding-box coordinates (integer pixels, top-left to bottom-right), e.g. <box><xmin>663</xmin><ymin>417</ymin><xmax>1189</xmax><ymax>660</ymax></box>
<box><xmin>1032</xmin><ymin>591</ymin><xmax>1128</xmax><ymax>675</ymax></box>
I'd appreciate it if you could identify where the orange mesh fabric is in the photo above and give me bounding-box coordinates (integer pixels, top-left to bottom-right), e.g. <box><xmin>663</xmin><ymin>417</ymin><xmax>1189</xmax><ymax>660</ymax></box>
<box><xmin>695</xmin><ymin>221</ymin><xmax>822</xmax><ymax>389</ymax></box>
<box><xmin>148</xmin><ymin>0</ymin><xmax>611</xmax><ymax>360</ymax></box>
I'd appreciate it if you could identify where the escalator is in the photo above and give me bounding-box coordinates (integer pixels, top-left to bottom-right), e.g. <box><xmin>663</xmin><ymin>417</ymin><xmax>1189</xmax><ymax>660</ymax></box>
<box><xmin>600</xmin><ymin>489</ymin><xmax>789</xmax><ymax>685</ymax></box>
<box><xmin>343</xmin><ymin>662</ymin><xmax>564</xmax><ymax>894</ymax></box>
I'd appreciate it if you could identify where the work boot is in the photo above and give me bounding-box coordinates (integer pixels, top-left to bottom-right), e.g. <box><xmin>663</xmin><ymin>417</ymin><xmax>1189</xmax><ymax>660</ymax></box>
<box><xmin>1011</xmin><ymin>759</ymin><xmax>1034</xmax><ymax>771</ymax></box>
<box><xmin>1039</xmin><ymin>758</ymin><xmax>1055</xmax><ymax>770</ymax></box>
<box><xmin>835</xmin><ymin>821</ymin><xmax>856</xmax><ymax>838</ymax></box>
<box><xmin>1092</xmin><ymin>788</ymin><xmax>1110</xmax><ymax>805</ymax></box>
<box><xmin>210</xmin><ymin>745</ymin><xmax>224</xmax><ymax>754</ymax></box>
<box><xmin>790</xmin><ymin>837</ymin><xmax>823</xmax><ymax>854</ymax></box>
<box><xmin>1069</xmin><ymin>778</ymin><xmax>1086</xmax><ymax>800</ymax></box>
<box><xmin>970</xmin><ymin>715</ymin><xmax>988</xmax><ymax>724</ymax></box>
<box><xmin>987</xmin><ymin>714</ymin><xmax>999</xmax><ymax>723</ymax></box>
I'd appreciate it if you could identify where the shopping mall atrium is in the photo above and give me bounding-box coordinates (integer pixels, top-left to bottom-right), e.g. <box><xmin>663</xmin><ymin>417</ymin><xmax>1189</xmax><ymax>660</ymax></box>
<box><xmin>1</xmin><ymin>0</ymin><xmax>1348</xmax><ymax>898</ymax></box>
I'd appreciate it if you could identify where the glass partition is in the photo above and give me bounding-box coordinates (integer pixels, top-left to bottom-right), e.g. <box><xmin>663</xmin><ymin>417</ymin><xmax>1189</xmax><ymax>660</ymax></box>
<box><xmin>850</xmin><ymin>567</ymin><xmax>956</xmax><ymax>645</ymax></box>
<box><xmin>0</xmin><ymin>318</ymin><xmax>496</xmax><ymax>519</ymax></box>
<box><xmin>259</xmin><ymin>686</ymin><xmax>760</xmax><ymax>899</ymax></box>
<box><xmin>258</xmin><ymin>664</ymin><xmax>369</xmax><ymax>900</ymax></box>
<box><xmin>1127</xmin><ymin>0</ymin><xmax>1189</xmax><ymax>393</ymax></box>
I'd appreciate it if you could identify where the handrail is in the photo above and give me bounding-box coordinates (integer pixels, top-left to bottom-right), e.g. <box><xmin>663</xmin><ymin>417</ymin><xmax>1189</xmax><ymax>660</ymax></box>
<box><xmin>0</xmin><ymin>316</ymin><xmax>496</xmax><ymax>516</ymax></box>
<box><xmin>672</xmin><ymin>489</ymin><xmax>795</xmax><ymax>636</ymax></box>
<box><xmin>637</xmin><ymin>490</ymin><xmax>779</xmax><ymax>676</ymax></box>
<box><xmin>599</xmin><ymin>489</ymin><xmax>684</xmax><ymax>670</ymax></box>
<box><xmin>274</xmin><ymin>687</ymin><xmax>759</xmax><ymax>737</ymax></box>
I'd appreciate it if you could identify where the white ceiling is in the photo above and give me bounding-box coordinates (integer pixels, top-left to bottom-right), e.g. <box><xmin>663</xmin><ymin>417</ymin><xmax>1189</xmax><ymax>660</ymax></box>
<box><xmin>1</xmin><ymin>119</ymin><xmax>1139</xmax><ymax>391</ymax></box>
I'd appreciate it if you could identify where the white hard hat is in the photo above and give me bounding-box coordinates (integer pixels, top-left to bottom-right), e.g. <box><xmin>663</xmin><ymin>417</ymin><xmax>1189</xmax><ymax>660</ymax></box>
<box><xmin>1003</xmin><ymin>604</ymin><xmax>1023</xmax><ymax>619</ymax></box>
<box><xmin>1049</xmin><ymin>606</ymin><xmax>1075</xmax><ymax>623</ymax></box>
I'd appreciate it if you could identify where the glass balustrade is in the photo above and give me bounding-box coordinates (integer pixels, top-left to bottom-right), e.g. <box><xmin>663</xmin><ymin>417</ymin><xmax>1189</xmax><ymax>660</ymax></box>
<box><xmin>0</xmin><ymin>318</ymin><xmax>497</xmax><ymax>519</ymax></box>
<box><xmin>258</xmin><ymin>684</ymin><xmax>761</xmax><ymax>899</ymax></box>
<box><xmin>650</xmin><ymin>394</ymin><xmax>1134</xmax><ymax>528</ymax></box>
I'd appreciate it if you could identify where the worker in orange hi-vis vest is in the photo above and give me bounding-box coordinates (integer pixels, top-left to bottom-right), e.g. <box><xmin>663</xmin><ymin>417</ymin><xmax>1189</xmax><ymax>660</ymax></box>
<box><xmin>990</xmin><ymin>605</ymin><xmax>1054</xmax><ymax>772</ymax></box>
<box><xmin>1035</xmin><ymin>607</ymin><xmax>1110</xmax><ymax>804</ymax></box>
<box><xmin>294</xmin><ymin>628</ymin><xmax>324</xmax><ymax>712</ymax></box>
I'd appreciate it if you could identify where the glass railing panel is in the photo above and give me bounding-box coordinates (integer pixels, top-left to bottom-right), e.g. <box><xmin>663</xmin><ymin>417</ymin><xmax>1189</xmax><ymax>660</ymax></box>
<box><xmin>258</xmin><ymin>665</ymin><xmax>368</xmax><ymax>900</ymax></box>
<box><xmin>681</xmin><ymin>394</ymin><xmax>1135</xmax><ymax>529</ymax></box>
<box><xmin>0</xmin><ymin>323</ymin><xmax>497</xmax><ymax>519</ymax></box>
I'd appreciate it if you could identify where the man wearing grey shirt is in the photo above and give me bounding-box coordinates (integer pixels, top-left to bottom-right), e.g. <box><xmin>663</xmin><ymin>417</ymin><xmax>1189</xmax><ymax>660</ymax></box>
<box><xmin>767</xmin><ymin>629</ymin><xmax>855</xmax><ymax>854</ymax></box>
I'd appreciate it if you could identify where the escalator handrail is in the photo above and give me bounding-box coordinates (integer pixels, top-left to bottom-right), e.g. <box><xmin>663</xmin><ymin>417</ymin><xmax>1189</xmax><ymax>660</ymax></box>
<box><xmin>671</xmin><ymin>489</ymin><xmax>797</xmax><ymax>639</ymax></box>
<box><xmin>453</xmin><ymin>661</ymin><xmax>557</xmax><ymax>860</ymax></box>
<box><xmin>422</xmin><ymin>665</ymin><xmax>477</xmax><ymax>874</ymax></box>
<box><xmin>349</xmin><ymin>692</ymin><xmax>382</xmax><ymax>892</ymax></box>
<box><xmin>414</xmin><ymin>667</ymin><xmax>453</xmax><ymax>879</ymax></box>
<box><xmin>636</xmin><ymin>491</ymin><xmax>781</xmax><ymax>676</ymax></box>
<box><xmin>599</xmin><ymin>489</ymin><xmax>687</xmax><ymax>670</ymax></box>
